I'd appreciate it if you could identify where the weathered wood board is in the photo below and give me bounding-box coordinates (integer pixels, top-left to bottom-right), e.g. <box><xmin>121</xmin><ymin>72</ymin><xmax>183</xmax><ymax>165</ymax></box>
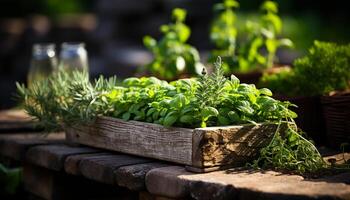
<box><xmin>25</xmin><ymin>144</ymin><xmax>101</xmax><ymax>171</ymax></box>
<box><xmin>0</xmin><ymin>109</ymin><xmax>41</xmax><ymax>132</ymax></box>
<box><xmin>65</xmin><ymin>116</ymin><xmax>284</xmax><ymax>172</ymax></box>
<box><xmin>0</xmin><ymin>132</ymin><xmax>65</xmax><ymax>160</ymax></box>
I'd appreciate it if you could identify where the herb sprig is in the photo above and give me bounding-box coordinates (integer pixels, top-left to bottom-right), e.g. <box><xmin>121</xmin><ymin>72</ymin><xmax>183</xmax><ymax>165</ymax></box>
<box><xmin>250</xmin><ymin>118</ymin><xmax>326</xmax><ymax>173</ymax></box>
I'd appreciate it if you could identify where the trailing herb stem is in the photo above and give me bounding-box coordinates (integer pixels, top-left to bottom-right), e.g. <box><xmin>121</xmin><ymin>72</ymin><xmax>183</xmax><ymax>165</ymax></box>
<box><xmin>251</xmin><ymin>118</ymin><xmax>326</xmax><ymax>174</ymax></box>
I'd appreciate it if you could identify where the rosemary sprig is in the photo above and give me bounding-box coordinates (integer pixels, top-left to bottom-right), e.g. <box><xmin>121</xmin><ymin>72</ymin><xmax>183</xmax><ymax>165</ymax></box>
<box><xmin>196</xmin><ymin>56</ymin><xmax>226</xmax><ymax>108</ymax></box>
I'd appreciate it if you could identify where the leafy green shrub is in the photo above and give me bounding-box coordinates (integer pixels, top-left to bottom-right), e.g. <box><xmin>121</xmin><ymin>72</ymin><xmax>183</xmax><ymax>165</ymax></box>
<box><xmin>142</xmin><ymin>8</ymin><xmax>203</xmax><ymax>80</ymax></box>
<box><xmin>260</xmin><ymin>41</ymin><xmax>350</xmax><ymax>96</ymax></box>
<box><xmin>209</xmin><ymin>0</ymin><xmax>293</xmax><ymax>73</ymax></box>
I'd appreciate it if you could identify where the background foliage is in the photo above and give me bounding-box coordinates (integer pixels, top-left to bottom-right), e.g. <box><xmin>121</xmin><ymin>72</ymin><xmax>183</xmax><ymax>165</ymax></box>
<box><xmin>260</xmin><ymin>41</ymin><xmax>350</xmax><ymax>96</ymax></box>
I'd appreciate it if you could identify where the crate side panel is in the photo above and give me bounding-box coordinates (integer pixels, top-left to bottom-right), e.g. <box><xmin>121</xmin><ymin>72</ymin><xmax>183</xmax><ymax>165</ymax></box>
<box><xmin>66</xmin><ymin>117</ymin><xmax>193</xmax><ymax>165</ymax></box>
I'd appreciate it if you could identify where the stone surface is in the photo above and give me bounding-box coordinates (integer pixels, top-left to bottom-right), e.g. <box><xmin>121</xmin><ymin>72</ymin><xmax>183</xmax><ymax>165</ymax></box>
<box><xmin>314</xmin><ymin>172</ymin><xmax>350</xmax><ymax>185</ymax></box>
<box><xmin>146</xmin><ymin>166</ymin><xmax>350</xmax><ymax>200</ymax></box>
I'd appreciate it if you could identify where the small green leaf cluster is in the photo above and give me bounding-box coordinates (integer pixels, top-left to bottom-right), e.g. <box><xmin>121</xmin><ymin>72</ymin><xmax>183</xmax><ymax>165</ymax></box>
<box><xmin>143</xmin><ymin>8</ymin><xmax>203</xmax><ymax>80</ymax></box>
<box><xmin>209</xmin><ymin>0</ymin><xmax>293</xmax><ymax>73</ymax></box>
<box><xmin>260</xmin><ymin>41</ymin><xmax>350</xmax><ymax>96</ymax></box>
<box><xmin>210</xmin><ymin>0</ymin><xmax>239</xmax><ymax>73</ymax></box>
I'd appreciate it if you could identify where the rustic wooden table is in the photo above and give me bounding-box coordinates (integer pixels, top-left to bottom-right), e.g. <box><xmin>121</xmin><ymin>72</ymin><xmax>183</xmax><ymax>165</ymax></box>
<box><xmin>1</xmin><ymin>109</ymin><xmax>350</xmax><ymax>200</ymax></box>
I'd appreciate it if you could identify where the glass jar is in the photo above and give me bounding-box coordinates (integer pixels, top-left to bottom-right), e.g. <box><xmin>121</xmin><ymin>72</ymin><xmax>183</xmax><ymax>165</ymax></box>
<box><xmin>59</xmin><ymin>42</ymin><xmax>89</xmax><ymax>72</ymax></box>
<box><xmin>27</xmin><ymin>43</ymin><xmax>58</xmax><ymax>86</ymax></box>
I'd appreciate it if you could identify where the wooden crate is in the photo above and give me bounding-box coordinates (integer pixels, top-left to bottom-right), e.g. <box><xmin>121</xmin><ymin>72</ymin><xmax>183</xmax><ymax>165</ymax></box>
<box><xmin>65</xmin><ymin>116</ymin><xmax>284</xmax><ymax>172</ymax></box>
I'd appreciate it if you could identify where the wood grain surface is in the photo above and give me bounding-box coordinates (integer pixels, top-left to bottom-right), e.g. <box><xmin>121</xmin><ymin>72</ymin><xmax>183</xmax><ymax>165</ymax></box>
<box><xmin>66</xmin><ymin>117</ymin><xmax>281</xmax><ymax>170</ymax></box>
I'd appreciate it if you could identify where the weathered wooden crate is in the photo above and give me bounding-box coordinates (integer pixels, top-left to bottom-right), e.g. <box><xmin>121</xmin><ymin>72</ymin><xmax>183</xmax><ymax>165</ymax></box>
<box><xmin>65</xmin><ymin>116</ymin><xmax>283</xmax><ymax>172</ymax></box>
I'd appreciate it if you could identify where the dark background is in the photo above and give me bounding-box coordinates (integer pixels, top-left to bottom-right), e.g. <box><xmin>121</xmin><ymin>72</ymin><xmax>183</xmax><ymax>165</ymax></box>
<box><xmin>0</xmin><ymin>0</ymin><xmax>349</xmax><ymax>109</ymax></box>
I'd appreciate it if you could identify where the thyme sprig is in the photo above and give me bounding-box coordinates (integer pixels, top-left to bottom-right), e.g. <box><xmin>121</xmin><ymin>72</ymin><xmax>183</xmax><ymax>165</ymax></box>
<box><xmin>250</xmin><ymin>118</ymin><xmax>326</xmax><ymax>174</ymax></box>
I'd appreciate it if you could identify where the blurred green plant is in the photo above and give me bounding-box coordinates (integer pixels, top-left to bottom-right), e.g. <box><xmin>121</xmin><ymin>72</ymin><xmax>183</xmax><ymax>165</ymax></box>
<box><xmin>209</xmin><ymin>0</ymin><xmax>240</xmax><ymax>73</ymax></box>
<box><xmin>260</xmin><ymin>1</ymin><xmax>293</xmax><ymax>68</ymax></box>
<box><xmin>0</xmin><ymin>164</ymin><xmax>22</xmax><ymax>195</ymax></box>
<box><xmin>210</xmin><ymin>0</ymin><xmax>293</xmax><ymax>73</ymax></box>
<box><xmin>260</xmin><ymin>41</ymin><xmax>350</xmax><ymax>96</ymax></box>
<box><xmin>43</xmin><ymin>0</ymin><xmax>86</xmax><ymax>16</ymax></box>
<box><xmin>238</xmin><ymin>0</ymin><xmax>293</xmax><ymax>71</ymax></box>
<box><xmin>142</xmin><ymin>8</ymin><xmax>203</xmax><ymax>80</ymax></box>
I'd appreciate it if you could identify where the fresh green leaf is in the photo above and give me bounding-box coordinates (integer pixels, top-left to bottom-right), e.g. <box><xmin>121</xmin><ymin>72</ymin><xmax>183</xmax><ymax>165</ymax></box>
<box><xmin>163</xmin><ymin>111</ymin><xmax>179</xmax><ymax>127</ymax></box>
<box><xmin>201</xmin><ymin>106</ymin><xmax>219</xmax><ymax>121</ymax></box>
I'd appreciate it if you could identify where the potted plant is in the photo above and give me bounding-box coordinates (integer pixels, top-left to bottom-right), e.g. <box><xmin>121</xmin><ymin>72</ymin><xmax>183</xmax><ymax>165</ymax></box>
<box><xmin>259</xmin><ymin>41</ymin><xmax>350</xmax><ymax>147</ymax></box>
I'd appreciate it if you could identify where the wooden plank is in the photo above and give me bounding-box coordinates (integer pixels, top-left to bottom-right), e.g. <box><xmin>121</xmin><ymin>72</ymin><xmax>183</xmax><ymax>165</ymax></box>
<box><xmin>0</xmin><ymin>132</ymin><xmax>64</xmax><ymax>140</ymax></box>
<box><xmin>25</xmin><ymin>144</ymin><xmax>100</xmax><ymax>171</ymax></box>
<box><xmin>79</xmin><ymin>154</ymin><xmax>152</xmax><ymax>184</ymax></box>
<box><xmin>23</xmin><ymin>163</ymin><xmax>56</xmax><ymax>200</ymax></box>
<box><xmin>0</xmin><ymin>109</ymin><xmax>30</xmax><ymax>122</ymax></box>
<box><xmin>0</xmin><ymin>109</ymin><xmax>41</xmax><ymax>133</ymax></box>
<box><xmin>191</xmin><ymin>123</ymin><xmax>285</xmax><ymax>168</ymax></box>
<box><xmin>64</xmin><ymin>152</ymin><xmax>110</xmax><ymax>175</ymax></box>
<box><xmin>0</xmin><ymin>132</ymin><xmax>65</xmax><ymax>161</ymax></box>
<box><xmin>114</xmin><ymin>162</ymin><xmax>170</xmax><ymax>191</ymax></box>
<box><xmin>0</xmin><ymin>122</ymin><xmax>41</xmax><ymax>133</ymax></box>
<box><xmin>66</xmin><ymin>116</ymin><xmax>194</xmax><ymax>165</ymax></box>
